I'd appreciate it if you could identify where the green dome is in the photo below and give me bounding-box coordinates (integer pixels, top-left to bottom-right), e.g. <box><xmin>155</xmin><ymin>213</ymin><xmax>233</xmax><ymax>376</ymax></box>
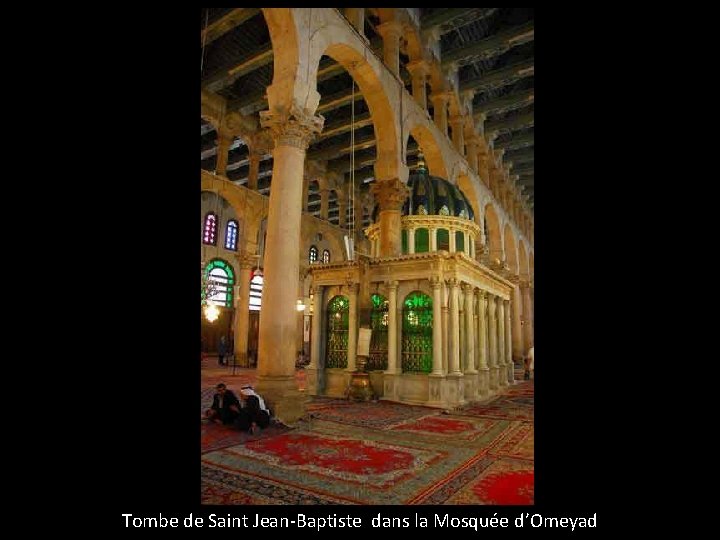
<box><xmin>372</xmin><ymin>167</ymin><xmax>475</xmax><ymax>222</ymax></box>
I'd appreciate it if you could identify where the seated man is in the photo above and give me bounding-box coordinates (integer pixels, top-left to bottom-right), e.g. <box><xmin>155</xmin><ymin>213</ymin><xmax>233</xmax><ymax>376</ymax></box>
<box><xmin>236</xmin><ymin>385</ymin><xmax>271</xmax><ymax>434</ymax></box>
<box><xmin>205</xmin><ymin>383</ymin><xmax>241</xmax><ymax>425</ymax></box>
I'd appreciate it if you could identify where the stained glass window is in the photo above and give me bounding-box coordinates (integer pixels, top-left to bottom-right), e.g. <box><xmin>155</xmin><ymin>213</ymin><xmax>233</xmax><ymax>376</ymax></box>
<box><xmin>368</xmin><ymin>294</ymin><xmax>389</xmax><ymax>371</ymax></box>
<box><xmin>203</xmin><ymin>212</ymin><xmax>217</xmax><ymax>245</ymax></box>
<box><xmin>456</xmin><ymin>231</ymin><xmax>465</xmax><ymax>252</ymax></box>
<box><xmin>309</xmin><ymin>245</ymin><xmax>318</xmax><ymax>264</ymax></box>
<box><xmin>249</xmin><ymin>269</ymin><xmax>263</xmax><ymax>312</ymax></box>
<box><xmin>225</xmin><ymin>220</ymin><xmax>238</xmax><ymax>251</ymax></box>
<box><xmin>322</xmin><ymin>249</ymin><xmax>330</xmax><ymax>264</ymax></box>
<box><xmin>437</xmin><ymin>229</ymin><xmax>450</xmax><ymax>251</ymax></box>
<box><xmin>326</xmin><ymin>295</ymin><xmax>349</xmax><ymax>368</ymax></box>
<box><xmin>402</xmin><ymin>292</ymin><xmax>433</xmax><ymax>373</ymax></box>
<box><xmin>415</xmin><ymin>228</ymin><xmax>429</xmax><ymax>253</ymax></box>
<box><xmin>202</xmin><ymin>259</ymin><xmax>236</xmax><ymax>308</ymax></box>
<box><xmin>401</xmin><ymin>230</ymin><xmax>408</xmax><ymax>253</ymax></box>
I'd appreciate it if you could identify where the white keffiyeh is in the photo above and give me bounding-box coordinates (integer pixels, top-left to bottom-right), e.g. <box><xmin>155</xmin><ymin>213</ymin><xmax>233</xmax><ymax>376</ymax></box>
<box><xmin>240</xmin><ymin>386</ymin><xmax>269</xmax><ymax>413</ymax></box>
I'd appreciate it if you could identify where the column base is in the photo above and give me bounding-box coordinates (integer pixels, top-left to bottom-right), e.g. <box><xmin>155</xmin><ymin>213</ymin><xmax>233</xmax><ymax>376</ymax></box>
<box><xmin>477</xmin><ymin>368</ymin><xmax>490</xmax><ymax>398</ymax></box>
<box><xmin>380</xmin><ymin>372</ymin><xmax>400</xmax><ymax>401</ymax></box>
<box><xmin>489</xmin><ymin>366</ymin><xmax>500</xmax><ymax>390</ymax></box>
<box><xmin>444</xmin><ymin>373</ymin><xmax>466</xmax><ymax>407</ymax></box>
<box><xmin>463</xmin><ymin>371</ymin><xmax>479</xmax><ymax>402</ymax></box>
<box><xmin>255</xmin><ymin>375</ymin><xmax>307</xmax><ymax>425</ymax></box>
<box><xmin>498</xmin><ymin>362</ymin><xmax>509</xmax><ymax>386</ymax></box>
<box><xmin>348</xmin><ymin>371</ymin><xmax>375</xmax><ymax>401</ymax></box>
<box><xmin>305</xmin><ymin>367</ymin><xmax>319</xmax><ymax>395</ymax></box>
<box><xmin>506</xmin><ymin>361</ymin><xmax>516</xmax><ymax>385</ymax></box>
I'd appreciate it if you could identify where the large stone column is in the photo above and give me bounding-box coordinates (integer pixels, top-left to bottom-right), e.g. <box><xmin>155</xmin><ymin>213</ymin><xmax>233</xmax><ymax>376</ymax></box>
<box><xmin>430</xmin><ymin>92</ymin><xmax>450</xmax><ymax>137</ymax></box>
<box><xmin>487</xmin><ymin>293</ymin><xmax>499</xmax><ymax>390</ymax></box>
<box><xmin>450</xmin><ymin>115</ymin><xmax>465</xmax><ymax>156</ymax></box>
<box><xmin>521</xmin><ymin>281</ymin><xmax>534</xmax><ymax>351</ymax></box>
<box><xmin>233</xmin><ymin>252</ymin><xmax>255</xmax><ymax>367</ymax></box>
<box><xmin>344</xmin><ymin>8</ymin><xmax>365</xmax><ymax>36</ymax></box>
<box><xmin>306</xmin><ymin>285</ymin><xmax>324</xmax><ymax>395</ymax></box>
<box><xmin>497</xmin><ymin>297</ymin><xmax>508</xmax><ymax>386</ymax></box>
<box><xmin>346</xmin><ymin>284</ymin><xmax>358</xmax><ymax>373</ymax></box>
<box><xmin>255</xmin><ymin>109</ymin><xmax>323</xmax><ymax>423</ymax></box>
<box><xmin>406</xmin><ymin>60</ymin><xmax>430</xmax><ymax>111</ymax></box>
<box><xmin>377</xmin><ymin>20</ymin><xmax>403</xmax><ymax>77</ymax></box>
<box><xmin>504</xmin><ymin>299</ymin><xmax>514</xmax><ymax>384</ymax></box>
<box><xmin>466</xmin><ymin>136</ymin><xmax>479</xmax><ymax>173</ymax></box>
<box><xmin>215</xmin><ymin>129</ymin><xmax>234</xmax><ymax>177</ymax></box>
<box><xmin>476</xmin><ymin>290</ymin><xmax>489</xmax><ymax>397</ymax></box>
<box><xmin>247</xmin><ymin>150</ymin><xmax>261</xmax><ymax>191</ymax></box>
<box><xmin>448</xmin><ymin>279</ymin><xmax>462</xmax><ymax>375</ymax></box>
<box><xmin>371</xmin><ymin>178</ymin><xmax>409</xmax><ymax>257</ymax></box>
<box><xmin>319</xmin><ymin>189</ymin><xmax>330</xmax><ymax>220</ymax></box>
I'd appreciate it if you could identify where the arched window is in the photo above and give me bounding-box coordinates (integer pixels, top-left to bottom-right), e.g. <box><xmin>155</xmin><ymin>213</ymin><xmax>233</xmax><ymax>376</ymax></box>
<box><xmin>455</xmin><ymin>231</ymin><xmax>465</xmax><ymax>252</ymax></box>
<box><xmin>368</xmin><ymin>294</ymin><xmax>389</xmax><ymax>371</ymax></box>
<box><xmin>309</xmin><ymin>245</ymin><xmax>318</xmax><ymax>264</ymax></box>
<box><xmin>326</xmin><ymin>295</ymin><xmax>349</xmax><ymax>368</ymax></box>
<box><xmin>249</xmin><ymin>269</ymin><xmax>263</xmax><ymax>311</ymax></box>
<box><xmin>203</xmin><ymin>259</ymin><xmax>236</xmax><ymax>307</ymax></box>
<box><xmin>402</xmin><ymin>292</ymin><xmax>433</xmax><ymax>373</ymax></box>
<box><xmin>322</xmin><ymin>249</ymin><xmax>330</xmax><ymax>264</ymax></box>
<box><xmin>437</xmin><ymin>229</ymin><xmax>450</xmax><ymax>251</ymax></box>
<box><xmin>203</xmin><ymin>212</ymin><xmax>218</xmax><ymax>245</ymax></box>
<box><xmin>224</xmin><ymin>220</ymin><xmax>238</xmax><ymax>251</ymax></box>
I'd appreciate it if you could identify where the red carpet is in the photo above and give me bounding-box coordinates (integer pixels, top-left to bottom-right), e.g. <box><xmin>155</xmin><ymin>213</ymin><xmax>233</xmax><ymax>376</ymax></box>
<box><xmin>201</xmin><ymin>373</ymin><xmax>534</xmax><ymax>505</ymax></box>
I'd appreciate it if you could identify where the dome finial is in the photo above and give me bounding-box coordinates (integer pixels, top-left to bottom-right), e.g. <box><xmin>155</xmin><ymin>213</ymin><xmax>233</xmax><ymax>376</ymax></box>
<box><xmin>416</xmin><ymin>152</ymin><xmax>427</xmax><ymax>173</ymax></box>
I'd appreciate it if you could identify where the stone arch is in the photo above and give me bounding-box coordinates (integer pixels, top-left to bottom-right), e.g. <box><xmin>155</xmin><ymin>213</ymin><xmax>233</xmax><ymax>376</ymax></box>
<box><xmin>529</xmin><ymin>252</ymin><xmax>534</xmax><ymax>280</ymax></box>
<box><xmin>452</xmin><ymin>162</ymin><xmax>481</xmax><ymax>227</ymax></box>
<box><xmin>407</xmin><ymin>124</ymin><xmax>449</xmax><ymax>179</ymax></box>
<box><xmin>311</xmin><ymin>32</ymin><xmax>402</xmax><ymax>182</ymax></box>
<box><xmin>484</xmin><ymin>203</ymin><xmax>502</xmax><ymax>261</ymax></box>
<box><xmin>518</xmin><ymin>240</ymin><xmax>529</xmax><ymax>279</ymax></box>
<box><xmin>503</xmin><ymin>223</ymin><xmax>518</xmax><ymax>275</ymax></box>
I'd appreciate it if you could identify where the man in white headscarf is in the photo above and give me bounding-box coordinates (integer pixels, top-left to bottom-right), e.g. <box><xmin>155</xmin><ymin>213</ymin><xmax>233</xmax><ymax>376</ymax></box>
<box><xmin>238</xmin><ymin>385</ymin><xmax>271</xmax><ymax>433</ymax></box>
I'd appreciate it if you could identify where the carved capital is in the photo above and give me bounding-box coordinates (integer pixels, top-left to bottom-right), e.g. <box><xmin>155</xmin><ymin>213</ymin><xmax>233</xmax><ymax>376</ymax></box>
<box><xmin>237</xmin><ymin>251</ymin><xmax>258</xmax><ymax>270</ymax></box>
<box><xmin>447</xmin><ymin>278</ymin><xmax>459</xmax><ymax>288</ymax></box>
<box><xmin>385</xmin><ymin>280</ymin><xmax>399</xmax><ymax>291</ymax></box>
<box><xmin>429</xmin><ymin>276</ymin><xmax>442</xmax><ymax>289</ymax></box>
<box><xmin>461</xmin><ymin>282</ymin><xmax>474</xmax><ymax>294</ymax></box>
<box><xmin>259</xmin><ymin>108</ymin><xmax>324</xmax><ymax>151</ymax></box>
<box><xmin>430</xmin><ymin>91</ymin><xmax>452</xmax><ymax>107</ymax></box>
<box><xmin>370</xmin><ymin>178</ymin><xmax>410</xmax><ymax>212</ymax></box>
<box><xmin>406</xmin><ymin>59</ymin><xmax>431</xmax><ymax>78</ymax></box>
<box><xmin>376</xmin><ymin>20</ymin><xmax>403</xmax><ymax>40</ymax></box>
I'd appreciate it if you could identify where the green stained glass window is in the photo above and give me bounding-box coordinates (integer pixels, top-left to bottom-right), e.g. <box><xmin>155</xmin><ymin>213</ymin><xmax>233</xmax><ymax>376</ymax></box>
<box><xmin>401</xmin><ymin>230</ymin><xmax>408</xmax><ymax>253</ymax></box>
<box><xmin>368</xmin><ymin>294</ymin><xmax>389</xmax><ymax>371</ymax></box>
<box><xmin>437</xmin><ymin>229</ymin><xmax>450</xmax><ymax>251</ymax></box>
<box><xmin>415</xmin><ymin>228</ymin><xmax>429</xmax><ymax>253</ymax></box>
<box><xmin>456</xmin><ymin>231</ymin><xmax>465</xmax><ymax>252</ymax></box>
<box><xmin>402</xmin><ymin>292</ymin><xmax>433</xmax><ymax>373</ymax></box>
<box><xmin>326</xmin><ymin>295</ymin><xmax>349</xmax><ymax>368</ymax></box>
<box><xmin>202</xmin><ymin>259</ymin><xmax>236</xmax><ymax>308</ymax></box>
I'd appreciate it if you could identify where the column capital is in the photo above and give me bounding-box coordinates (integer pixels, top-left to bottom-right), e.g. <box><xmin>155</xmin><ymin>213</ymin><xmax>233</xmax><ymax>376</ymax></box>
<box><xmin>429</xmin><ymin>275</ymin><xmax>442</xmax><ymax>289</ymax></box>
<box><xmin>259</xmin><ymin>108</ymin><xmax>324</xmax><ymax>150</ymax></box>
<box><xmin>406</xmin><ymin>59</ymin><xmax>431</xmax><ymax>77</ymax></box>
<box><xmin>461</xmin><ymin>282</ymin><xmax>474</xmax><ymax>294</ymax></box>
<box><xmin>376</xmin><ymin>20</ymin><xmax>403</xmax><ymax>39</ymax></box>
<box><xmin>430</xmin><ymin>91</ymin><xmax>452</xmax><ymax>106</ymax></box>
<box><xmin>237</xmin><ymin>251</ymin><xmax>258</xmax><ymax>269</ymax></box>
<box><xmin>345</xmin><ymin>282</ymin><xmax>359</xmax><ymax>295</ymax></box>
<box><xmin>370</xmin><ymin>178</ymin><xmax>410</xmax><ymax>212</ymax></box>
<box><xmin>385</xmin><ymin>280</ymin><xmax>399</xmax><ymax>290</ymax></box>
<box><xmin>449</xmin><ymin>115</ymin><xmax>465</xmax><ymax>128</ymax></box>
<box><xmin>447</xmin><ymin>277</ymin><xmax>459</xmax><ymax>288</ymax></box>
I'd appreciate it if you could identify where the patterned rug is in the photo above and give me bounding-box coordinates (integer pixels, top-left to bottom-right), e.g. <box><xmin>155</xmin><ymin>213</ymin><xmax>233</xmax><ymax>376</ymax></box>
<box><xmin>200</xmin><ymin>378</ymin><xmax>534</xmax><ymax>505</ymax></box>
<box><xmin>201</xmin><ymin>420</ymin><xmax>291</xmax><ymax>454</ymax></box>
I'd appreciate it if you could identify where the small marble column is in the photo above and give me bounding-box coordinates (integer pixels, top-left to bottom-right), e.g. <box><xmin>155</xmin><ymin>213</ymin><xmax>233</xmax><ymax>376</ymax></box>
<box><xmin>463</xmin><ymin>283</ymin><xmax>476</xmax><ymax>373</ymax></box>
<box><xmin>504</xmin><ymin>298</ymin><xmax>514</xmax><ymax>384</ymax></box>
<box><xmin>497</xmin><ymin>296</ymin><xmax>508</xmax><ymax>386</ymax></box>
<box><xmin>346</xmin><ymin>284</ymin><xmax>358</xmax><ymax>373</ymax></box>
<box><xmin>406</xmin><ymin>60</ymin><xmax>430</xmax><ymax>111</ymax></box>
<box><xmin>376</xmin><ymin>20</ymin><xmax>402</xmax><ymax>77</ymax></box>
<box><xmin>430</xmin><ymin>92</ymin><xmax>450</xmax><ymax>137</ymax></box>
<box><xmin>477</xmin><ymin>290</ymin><xmax>489</xmax><ymax>397</ymax></box>
<box><xmin>449</xmin><ymin>279</ymin><xmax>462</xmax><ymax>375</ymax></box>
<box><xmin>487</xmin><ymin>293</ymin><xmax>499</xmax><ymax>390</ymax></box>
<box><xmin>429</xmin><ymin>227</ymin><xmax>437</xmax><ymax>251</ymax></box>
<box><xmin>408</xmin><ymin>227</ymin><xmax>415</xmax><ymax>254</ymax></box>
<box><xmin>431</xmin><ymin>277</ymin><xmax>443</xmax><ymax>375</ymax></box>
<box><xmin>449</xmin><ymin>229</ymin><xmax>456</xmax><ymax>252</ymax></box>
<box><xmin>450</xmin><ymin>115</ymin><xmax>465</xmax><ymax>156</ymax></box>
<box><xmin>215</xmin><ymin>129</ymin><xmax>234</xmax><ymax>177</ymax></box>
<box><xmin>385</xmin><ymin>281</ymin><xmax>399</xmax><ymax>374</ymax></box>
